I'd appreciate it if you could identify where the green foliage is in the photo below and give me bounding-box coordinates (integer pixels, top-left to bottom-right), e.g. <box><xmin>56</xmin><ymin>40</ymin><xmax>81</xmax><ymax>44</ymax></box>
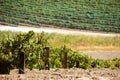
<box><xmin>0</xmin><ymin>31</ymin><xmax>120</xmax><ymax>74</ymax></box>
<box><xmin>0</xmin><ymin>31</ymin><xmax>48</xmax><ymax>71</ymax></box>
<box><xmin>0</xmin><ymin>0</ymin><xmax>120</xmax><ymax>32</ymax></box>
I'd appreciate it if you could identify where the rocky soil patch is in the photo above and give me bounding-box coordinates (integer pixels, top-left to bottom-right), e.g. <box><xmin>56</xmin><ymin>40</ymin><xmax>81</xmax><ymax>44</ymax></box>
<box><xmin>0</xmin><ymin>68</ymin><xmax>120</xmax><ymax>80</ymax></box>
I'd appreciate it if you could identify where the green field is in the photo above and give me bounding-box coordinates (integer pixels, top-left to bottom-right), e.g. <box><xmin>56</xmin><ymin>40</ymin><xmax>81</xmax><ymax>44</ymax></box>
<box><xmin>0</xmin><ymin>0</ymin><xmax>120</xmax><ymax>32</ymax></box>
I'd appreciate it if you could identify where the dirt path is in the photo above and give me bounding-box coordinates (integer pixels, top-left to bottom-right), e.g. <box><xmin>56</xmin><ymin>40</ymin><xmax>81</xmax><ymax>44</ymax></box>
<box><xmin>0</xmin><ymin>25</ymin><xmax>120</xmax><ymax>37</ymax></box>
<box><xmin>82</xmin><ymin>51</ymin><xmax>120</xmax><ymax>60</ymax></box>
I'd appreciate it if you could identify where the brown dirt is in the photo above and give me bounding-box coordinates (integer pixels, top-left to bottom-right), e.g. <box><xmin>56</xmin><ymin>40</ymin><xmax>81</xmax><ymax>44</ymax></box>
<box><xmin>0</xmin><ymin>22</ymin><xmax>120</xmax><ymax>37</ymax></box>
<box><xmin>82</xmin><ymin>51</ymin><xmax>120</xmax><ymax>60</ymax></box>
<box><xmin>0</xmin><ymin>68</ymin><xmax>120</xmax><ymax>80</ymax></box>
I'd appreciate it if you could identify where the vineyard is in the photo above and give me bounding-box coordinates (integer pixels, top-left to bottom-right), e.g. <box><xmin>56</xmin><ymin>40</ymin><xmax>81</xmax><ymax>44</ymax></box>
<box><xmin>0</xmin><ymin>0</ymin><xmax>120</xmax><ymax>32</ymax></box>
<box><xmin>0</xmin><ymin>31</ymin><xmax>120</xmax><ymax>74</ymax></box>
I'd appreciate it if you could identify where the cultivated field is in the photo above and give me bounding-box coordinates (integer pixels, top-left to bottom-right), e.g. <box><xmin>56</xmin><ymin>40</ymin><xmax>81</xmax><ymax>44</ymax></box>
<box><xmin>0</xmin><ymin>0</ymin><xmax>120</xmax><ymax>32</ymax></box>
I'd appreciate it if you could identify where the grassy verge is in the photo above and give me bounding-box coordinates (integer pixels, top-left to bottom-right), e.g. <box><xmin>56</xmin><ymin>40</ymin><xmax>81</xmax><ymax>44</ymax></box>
<box><xmin>0</xmin><ymin>0</ymin><xmax>120</xmax><ymax>32</ymax></box>
<box><xmin>0</xmin><ymin>31</ymin><xmax>120</xmax><ymax>51</ymax></box>
<box><xmin>47</xmin><ymin>33</ymin><xmax>120</xmax><ymax>51</ymax></box>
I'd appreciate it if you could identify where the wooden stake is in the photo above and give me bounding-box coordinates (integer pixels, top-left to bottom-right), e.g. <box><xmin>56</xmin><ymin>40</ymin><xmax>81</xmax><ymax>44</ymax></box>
<box><xmin>19</xmin><ymin>52</ymin><xmax>25</xmax><ymax>74</ymax></box>
<box><xmin>45</xmin><ymin>47</ymin><xmax>50</xmax><ymax>70</ymax></box>
<box><xmin>64</xmin><ymin>51</ymin><xmax>67</xmax><ymax>68</ymax></box>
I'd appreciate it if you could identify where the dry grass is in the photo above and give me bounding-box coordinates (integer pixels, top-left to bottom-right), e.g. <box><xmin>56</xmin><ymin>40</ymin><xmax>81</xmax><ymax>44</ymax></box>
<box><xmin>48</xmin><ymin>33</ymin><xmax>120</xmax><ymax>51</ymax></box>
<box><xmin>71</xmin><ymin>46</ymin><xmax>120</xmax><ymax>51</ymax></box>
<box><xmin>0</xmin><ymin>31</ymin><xmax>120</xmax><ymax>51</ymax></box>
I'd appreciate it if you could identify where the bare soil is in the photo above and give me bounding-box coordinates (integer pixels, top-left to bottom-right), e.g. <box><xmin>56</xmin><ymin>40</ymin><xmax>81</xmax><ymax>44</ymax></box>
<box><xmin>82</xmin><ymin>51</ymin><xmax>120</xmax><ymax>60</ymax></box>
<box><xmin>0</xmin><ymin>68</ymin><xmax>120</xmax><ymax>80</ymax></box>
<box><xmin>0</xmin><ymin>23</ymin><xmax>120</xmax><ymax>37</ymax></box>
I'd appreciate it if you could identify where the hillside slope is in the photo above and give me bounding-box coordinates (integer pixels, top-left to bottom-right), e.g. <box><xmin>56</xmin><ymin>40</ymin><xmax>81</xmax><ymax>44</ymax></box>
<box><xmin>0</xmin><ymin>0</ymin><xmax>120</xmax><ymax>32</ymax></box>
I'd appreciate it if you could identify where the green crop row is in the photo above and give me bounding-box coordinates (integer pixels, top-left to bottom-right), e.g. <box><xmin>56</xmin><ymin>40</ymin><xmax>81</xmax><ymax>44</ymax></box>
<box><xmin>0</xmin><ymin>0</ymin><xmax>120</xmax><ymax>32</ymax></box>
<box><xmin>0</xmin><ymin>31</ymin><xmax>120</xmax><ymax>74</ymax></box>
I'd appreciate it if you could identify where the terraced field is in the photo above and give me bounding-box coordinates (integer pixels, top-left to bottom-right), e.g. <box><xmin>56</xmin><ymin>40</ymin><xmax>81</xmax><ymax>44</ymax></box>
<box><xmin>0</xmin><ymin>0</ymin><xmax>120</xmax><ymax>32</ymax></box>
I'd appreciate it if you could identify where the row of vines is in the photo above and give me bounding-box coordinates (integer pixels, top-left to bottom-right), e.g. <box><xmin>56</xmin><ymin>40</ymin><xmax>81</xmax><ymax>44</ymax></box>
<box><xmin>0</xmin><ymin>31</ymin><xmax>120</xmax><ymax>74</ymax></box>
<box><xmin>0</xmin><ymin>0</ymin><xmax>120</xmax><ymax>32</ymax></box>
